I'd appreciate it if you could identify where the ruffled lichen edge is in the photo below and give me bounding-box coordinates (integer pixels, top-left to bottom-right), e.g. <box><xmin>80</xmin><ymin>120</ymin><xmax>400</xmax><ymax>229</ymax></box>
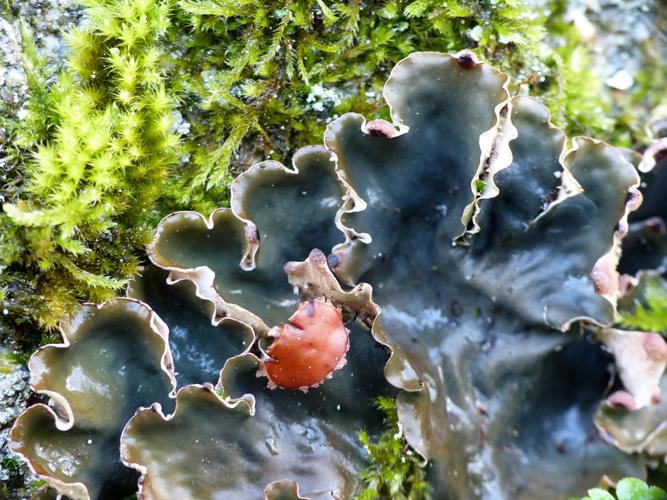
<box><xmin>146</xmin><ymin>208</ymin><xmax>268</xmax><ymax>334</ymax></box>
<box><xmin>322</xmin><ymin>58</ymin><xmax>641</xmax><ymax>466</ymax></box>
<box><xmin>146</xmin><ymin>50</ymin><xmax>642</xmax><ymax>410</ymax></box>
<box><xmin>119</xmin><ymin>384</ymin><xmax>252</xmax><ymax>500</ymax></box>
<box><xmin>119</xmin><ymin>353</ymin><xmax>313</xmax><ymax>499</ymax></box>
<box><xmin>8</xmin><ymin>298</ymin><xmax>178</xmax><ymax>500</ymax></box>
<box><xmin>100</xmin><ymin>51</ymin><xmax>643</xmax><ymax>495</ymax></box>
<box><xmin>325</xmin><ymin>50</ymin><xmax>517</xmax><ymax>275</ymax></box>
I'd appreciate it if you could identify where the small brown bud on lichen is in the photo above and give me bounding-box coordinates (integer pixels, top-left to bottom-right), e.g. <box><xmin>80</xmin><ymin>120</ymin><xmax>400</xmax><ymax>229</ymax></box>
<box><xmin>365</xmin><ymin>119</ymin><xmax>398</xmax><ymax>138</ymax></box>
<box><xmin>456</xmin><ymin>52</ymin><xmax>478</xmax><ymax>69</ymax></box>
<box><xmin>607</xmin><ymin>390</ymin><xmax>637</xmax><ymax>411</ymax></box>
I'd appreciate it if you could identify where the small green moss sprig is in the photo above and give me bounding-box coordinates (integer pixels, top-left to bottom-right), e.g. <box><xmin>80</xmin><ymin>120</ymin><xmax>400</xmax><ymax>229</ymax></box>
<box><xmin>356</xmin><ymin>397</ymin><xmax>430</xmax><ymax>500</ymax></box>
<box><xmin>582</xmin><ymin>478</ymin><xmax>666</xmax><ymax>500</ymax></box>
<box><xmin>617</xmin><ymin>279</ymin><xmax>667</xmax><ymax>334</ymax></box>
<box><xmin>539</xmin><ymin>0</ymin><xmax>614</xmax><ymax>141</ymax></box>
<box><xmin>1</xmin><ymin>0</ymin><xmax>180</xmax><ymax>328</ymax></box>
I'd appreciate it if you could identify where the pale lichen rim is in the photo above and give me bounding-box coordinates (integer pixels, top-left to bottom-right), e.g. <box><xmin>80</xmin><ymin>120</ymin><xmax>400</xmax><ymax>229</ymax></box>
<box><xmin>146</xmin><ymin>208</ymin><xmax>270</xmax><ymax>334</ymax></box>
<box><xmin>595</xmin><ymin>401</ymin><xmax>667</xmax><ymax>455</ymax></box>
<box><xmin>9</xmin><ymin>404</ymin><xmax>90</xmax><ymax>500</ymax></box>
<box><xmin>382</xmin><ymin>50</ymin><xmax>517</xmax><ymax>242</ymax></box>
<box><xmin>120</xmin><ymin>348</ymin><xmax>314</xmax><ymax>499</ymax></box>
<box><xmin>148</xmin><ymin>145</ymin><xmax>345</xmax><ymax>337</ymax></box>
<box><xmin>592</xmin><ymin>271</ymin><xmax>667</xmax><ymax>454</ymax></box>
<box><xmin>9</xmin><ymin>298</ymin><xmax>178</xmax><ymax>500</ymax></box>
<box><xmin>322</xmin><ymin>59</ymin><xmax>643</xmax><ymax>468</ymax></box>
<box><xmin>119</xmin><ymin>383</ymin><xmax>256</xmax><ymax>500</ymax></box>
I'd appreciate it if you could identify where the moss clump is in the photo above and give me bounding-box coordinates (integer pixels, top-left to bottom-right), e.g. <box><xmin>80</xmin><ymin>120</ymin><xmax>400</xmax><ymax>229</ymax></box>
<box><xmin>357</xmin><ymin>397</ymin><xmax>429</xmax><ymax>500</ymax></box>
<box><xmin>166</xmin><ymin>0</ymin><xmax>553</xmax><ymax>213</ymax></box>
<box><xmin>4</xmin><ymin>0</ymin><xmax>567</xmax><ymax>332</ymax></box>
<box><xmin>167</xmin><ymin>0</ymin><xmax>662</xmax><ymax>213</ymax></box>
<box><xmin>1</xmin><ymin>0</ymin><xmax>180</xmax><ymax>329</ymax></box>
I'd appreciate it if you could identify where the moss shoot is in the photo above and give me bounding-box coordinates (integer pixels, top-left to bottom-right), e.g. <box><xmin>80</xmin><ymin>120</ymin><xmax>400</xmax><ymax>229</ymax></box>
<box><xmin>357</xmin><ymin>397</ymin><xmax>430</xmax><ymax>500</ymax></box>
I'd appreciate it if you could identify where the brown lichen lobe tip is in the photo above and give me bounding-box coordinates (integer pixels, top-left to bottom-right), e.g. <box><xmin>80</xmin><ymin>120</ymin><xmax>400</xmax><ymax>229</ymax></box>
<box><xmin>365</xmin><ymin>119</ymin><xmax>398</xmax><ymax>138</ymax></box>
<box><xmin>625</xmin><ymin>187</ymin><xmax>643</xmax><ymax>213</ymax></box>
<box><xmin>456</xmin><ymin>51</ymin><xmax>478</xmax><ymax>69</ymax></box>
<box><xmin>260</xmin><ymin>298</ymin><xmax>350</xmax><ymax>391</ymax></box>
<box><xmin>607</xmin><ymin>390</ymin><xmax>637</xmax><ymax>411</ymax></box>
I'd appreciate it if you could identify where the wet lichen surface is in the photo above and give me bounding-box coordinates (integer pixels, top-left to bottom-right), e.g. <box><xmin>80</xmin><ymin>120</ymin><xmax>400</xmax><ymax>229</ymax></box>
<box><xmin>5</xmin><ymin>49</ymin><xmax>666</xmax><ymax>500</ymax></box>
<box><xmin>4</xmin><ymin>0</ymin><xmax>667</xmax><ymax>499</ymax></box>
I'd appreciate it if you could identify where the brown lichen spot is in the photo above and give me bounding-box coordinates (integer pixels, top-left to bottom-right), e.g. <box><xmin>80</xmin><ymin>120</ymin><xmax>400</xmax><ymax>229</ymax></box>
<box><xmin>625</xmin><ymin>187</ymin><xmax>643</xmax><ymax>213</ymax></box>
<box><xmin>456</xmin><ymin>52</ymin><xmax>478</xmax><ymax>69</ymax></box>
<box><xmin>365</xmin><ymin>119</ymin><xmax>398</xmax><ymax>138</ymax></box>
<box><xmin>590</xmin><ymin>253</ymin><xmax>618</xmax><ymax>296</ymax></box>
<box><xmin>261</xmin><ymin>298</ymin><xmax>349</xmax><ymax>391</ymax></box>
<box><xmin>642</xmin><ymin>332</ymin><xmax>667</xmax><ymax>362</ymax></box>
<box><xmin>646</xmin><ymin>216</ymin><xmax>667</xmax><ymax>234</ymax></box>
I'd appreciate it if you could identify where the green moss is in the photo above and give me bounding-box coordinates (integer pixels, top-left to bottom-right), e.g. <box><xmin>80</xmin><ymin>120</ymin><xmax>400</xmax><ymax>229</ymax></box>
<box><xmin>535</xmin><ymin>0</ymin><xmax>613</xmax><ymax>140</ymax></box>
<box><xmin>618</xmin><ymin>280</ymin><xmax>667</xmax><ymax>334</ymax></box>
<box><xmin>167</xmin><ymin>0</ymin><xmax>664</xmax><ymax>211</ymax></box>
<box><xmin>3</xmin><ymin>0</ymin><xmax>569</xmax><ymax>332</ymax></box>
<box><xmin>0</xmin><ymin>454</ymin><xmax>45</xmax><ymax>498</ymax></box>
<box><xmin>356</xmin><ymin>397</ymin><xmax>430</xmax><ymax>500</ymax></box>
<box><xmin>1</xmin><ymin>0</ymin><xmax>180</xmax><ymax>328</ymax></box>
<box><xmin>165</xmin><ymin>0</ymin><xmax>552</xmax><ymax>212</ymax></box>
